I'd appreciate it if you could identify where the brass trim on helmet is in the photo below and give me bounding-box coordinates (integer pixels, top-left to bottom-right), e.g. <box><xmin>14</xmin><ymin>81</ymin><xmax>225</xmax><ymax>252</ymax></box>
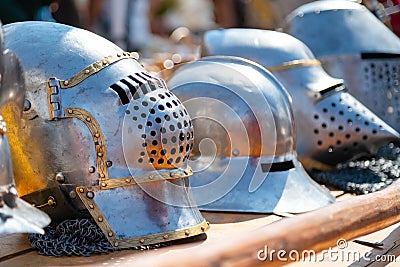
<box><xmin>266</xmin><ymin>59</ymin><xmax>321</xmax><ymax>72</ymax></box>
<box><xmin>76</xmin><ymin>186</ymin><xmax>209</xmax><ymax>248</ymax></box>
<box><xmin>103</xmin><ymin>167</ymin><xmax>193</xmax><ymax>190</ymax></box>
<box><xmin>59</xmin><ymin>52</ymin><xmax>139</xmax><ymax>89</ymax></box>
<box><xmin>64</xmin><ymin>107</ymin><xmax>109</xmax><ymax>184</ymax></box>
<box><xmin>0</xmin><ymin>116</ymin><xmax>6</xmax><ymax>135</ymax></box>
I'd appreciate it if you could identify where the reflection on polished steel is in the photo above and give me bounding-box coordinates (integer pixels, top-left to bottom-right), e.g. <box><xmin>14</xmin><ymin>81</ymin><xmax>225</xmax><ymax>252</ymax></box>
<box><xmin>284</xmin><ymin>0</ymin><xmax>400</xmax><ymax>132</ymax></box>
<box><xmin>0</xmin><ymin>20</ymin><xmax>50</xmax><ymax>234</ymax></box>
<box><xmin>3</xmin><ymin>21</ymin><xmax>207</xmax><ymax>248</ymax></box>
<box><xmin>168</xmin><ymin>56</ymin><xmax>334</xmax><ymax>213</ymax></box>
<box><xmin>202</xmin><ymin>28</ymin><xmax>400</xmax><ymax>171</ymax></box>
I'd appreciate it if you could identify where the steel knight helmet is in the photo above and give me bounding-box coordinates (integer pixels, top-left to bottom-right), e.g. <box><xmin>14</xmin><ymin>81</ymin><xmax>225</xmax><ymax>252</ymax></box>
<box><xmin>167</xmin><ymin>56</ymin><xmax>335</xmax><ymax>213</ymax></box>
<box><xmin>201</xmin><ymin>28</ymin><xmax>400</xmax><ymax>171</ymax></box>
<box><xmin>0</xmin><ymin>21</ymin><xmax>50</xmax><ymax>234</ymax></box>
<box><xmin>284</xmin><ymin>0</ymin><xmax>400</xmax><ymax>132</ymax></box>
<box><xmin>3</xmin><ymin>21</ymin><xmax>208</xmax><ymax>248</ymax></box>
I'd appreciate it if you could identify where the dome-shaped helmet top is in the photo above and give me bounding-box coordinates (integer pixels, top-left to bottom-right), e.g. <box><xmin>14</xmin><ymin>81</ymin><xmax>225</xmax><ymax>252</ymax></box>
<box><xmin>167</xmin><ymin>56</ymin><xmax>334</xmax><ymax>213</ymax></box>
<box><xmin>202</xmin><ymin>28</ymin><xmax>400</xmax><ymax>171</ymax></box>
<box><xmin>3</xmin><ymin>21</ymin><xmax>207</xmax><ymax>248</ymax></box>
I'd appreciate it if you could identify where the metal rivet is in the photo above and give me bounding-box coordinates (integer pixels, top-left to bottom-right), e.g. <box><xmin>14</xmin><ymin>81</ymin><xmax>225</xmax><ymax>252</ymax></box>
<box><xmin>185</xmin><ymin>230</ymin><xmax>190</xmax><ymax>236</ymax></box>
<box><xmin>24</xmin><ymin>99</ymin><xmax>31</xmax><ymax>111</ymax></box>
<box><xmin>103</xmin><ymin>60</ymin><xmax>108</xmax><ymax>65</ymax></box>
<box><xmin>85</xmin><ymin>69</ymin><xmax>90</xmax><ymax>74</ymax></box>
<box><xmin>86</xmin><ymin>117</ymin><xmax>91</xmax><ymax>122</ymax></box>
<box><xmin>170</xmin><ymin>172</ymin><xmax>175</xmax><ymax>177</ymax></box>
<box><xmin>108</xmin><ymin>232</ymin><xmax>113</xmax><ymax>237</ymax></box>
<box><xmin>89</xmin><ymin>166</ymin><xmax>96</xmax><ymax>173</ymax></box>
<box><xmin>106</xmin><ymin>161</ymin><xmax>112</xmax><ymax>167</ymax></box>
<box><xmin>97</xmin><ymin>152</ymin><xmax>103</xmax><ymax>157</ymax></box>
<box><xmin>206</xmin><ymin>221</ymin><xmax>210</xmax><ymax>226</ymax></box>
<box><xmin>55</xmin><ymin>172</ymin><xmax>65</xmax><ymax>183</ymax></box>
<box><xmin>100</xmin><ymin>173</ymin><xmax>105</xmax><ymax>178</ymax></box>
<box><xmin>117</xmin><ymin>52</ymin><xmax>123</xmax><ymax>57</ymax></box>
<box><xmin>94</xmin><ymin>133</ymin><xmax>100</xmax><ymax>138</ymax></box>
<box><xmin>86</xmin><ymin>191</ymin><xmax>95</xmax><ymax>199</ymax></box>
<box><xmin>125</xmin><ymin>178</ymin><xmax>131</xmax><ymax>183</ymax></box>
<box><xmin>63</xmin><ymin>80</ymin><xmax>69</xmax><ymax>86</ymax></box>
<box><xmin>47</xmin><ymin>196</ymin><xmax>56</xmax><ymax>207</ymax></box>
<box><xmin>114</xmin><ymin>242</ymin><xmax>119</xmax><ymax>247</ymax></box>
<box><xmin>140</xmin><ymin>239</ymin><xmax>145</xmax><ymax>244</ymax></box>
<box><xmin>89</xmin><ymin>204</ymin><xmax>94</xmax><ymax>209</ymax></box>
<box><xmin>79</xmin><ymin>188</ymin><xmax>84</xmax><ymax>193</ymax></box>
<box><xmin>69</xmin><ymin>191</ymin><xmax>77</xmax><ymax>199</ymax></box>
<box><xmin>232</xmin><ymin>148</ymin><xmax>240</xmax><ymax>156</ymax></box>
<box><xmin>201</xmin><ymin>226</ymin><xmax>205</xmax><ymax>232</ymax></box>
<box><xmin>68</xmin><ymin>109</ymin><xmax>73</xmax><ymax>114</ymax></box>
<box><xmin>163</xmin><ymin>235</ymin><xmax>168</xmax><ymax>240</ymax></box>
<box><xmin>98</xmin><ymin>217</ymin><xmax>103</xmax><ymax>222</ymax></box>
<box><xmin>101</xmin><ymin>182</ymin><xmax>107</xmax><ymax>187</ymax></box>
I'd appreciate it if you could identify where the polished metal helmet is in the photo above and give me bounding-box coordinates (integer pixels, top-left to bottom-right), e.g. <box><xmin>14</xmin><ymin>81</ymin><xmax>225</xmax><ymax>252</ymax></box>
<box><xmin>167</xmin><ymin>56</ymin><xmax>335</xmax><ymax>213</ymax></box>
<box><xmin>0</xmin><ymin>21</ymin><xmax>51</xmax><ymax>234</ymax></box>
<box><xmin>284</xmin><ymin>0</ymin><xmax>400</xmax><ymax>132</ymax></box>
<box><xmin>201</xmin><ymin>28</ymin><xmax>400</xmax><ymax>171</ymax></box>
<box><xmin>3</xmin><ymin>21</ymin><xmax>208</xmax><ymax>248</ymax></box>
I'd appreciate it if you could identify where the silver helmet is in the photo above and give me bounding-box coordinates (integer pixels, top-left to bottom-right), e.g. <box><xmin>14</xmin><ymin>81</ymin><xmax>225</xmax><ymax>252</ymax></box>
<box><xmin>201</xmin><ymin>28</ymin><xmax>400</xmax><ymax>171</ymax></box>
<box><xmin>0</xmin><ymin>21</ymin><xmax>51</xmax><ymax>234</ymax></box>
<box><xmin>167</xmin><ymin>56</ymin><xmax>335</xmax><ymax>213</ymax></box>
<box><xmin>3</xmin><ymin>21</ymin><xmax>208</xmax><ymax>248</ymax></box>
<box><xmin>284</xmin><ymin>0</ymin><xmax>400</xmax><ymax>132</ymax></box>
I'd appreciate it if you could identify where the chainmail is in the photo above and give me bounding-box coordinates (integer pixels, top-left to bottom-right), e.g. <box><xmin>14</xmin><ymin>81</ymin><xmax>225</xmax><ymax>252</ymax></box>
<box><xmin>28</xmin><ymin>218</ymin><xmax>165</xmax><ymax>256</ymax></box>
<box><xmin>311</xmin><ymin>142</ymin><xmax>400</xmax><ymax>195</ymax></box>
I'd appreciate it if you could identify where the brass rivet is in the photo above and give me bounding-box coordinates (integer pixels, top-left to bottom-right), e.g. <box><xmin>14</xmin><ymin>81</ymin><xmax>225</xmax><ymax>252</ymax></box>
<box><xmin>163</xmin><ymin>235</ymin><xmax>168</xmax><ymax>240</ymax></box>
<box><xmin>94</xmin><ymin>133</ymin><xmax>100</xmax><ymax>138</ymax></box>
<box><xmin>185</xmin><ymin>230</ymin><xmax>190</xmax><ymax>236</ymax></box>
<box><xmin>125</xmin><ymin>178</ymin><xmax>131</xmax><ymax>183</ymax></box>
<box><xmin>98</xmin><ymin>217</ymin><xmax>103</xmax><ymax>222</ymax></box>
<box><xmin>101</xmin><ymin>182</ymin><xmax>107</xmax><ymax>187</ymax></box>
<box><xmin>68</xmin><ymin>109</ymin><xmax>73</xmax><ymax>114</ymax></box>
<box><xmin>201</xmin><ymin>226</ymin><xmax>205</xmax><ymax>232</ymax></box>
<box><xmin>79</xmin><ymin>188</ymin><xmax>84</xmax><ymax>193</ymax></box>
<box><xmin>63</xmin><ymin>80</ymin><xmax>69</xmax><ymax>86</ymax></box>
<box><xmin>106</xmin><ymin>161</ymin><xmax>112</xmax><ymax>167</ymax></box>
<box><xmin>103</xmin><ymin>60</ymin><xmax>108</xmax><ymax>65</ymax></box>
<box><xmin>86</xmin><ymin>117</ymin><xmax>91</xmax><ymax>122</ymax></box>
<box><xmin>86</xmin><ymin>191</ymin><xmax>95</xmax><ymax>199</ymax></box>
<box><xmin>100</xmin><ymin>173</ymin><xmax>105</xmax><ymax>178</ymax></box>
<box><xmin>88</xmin><ymin>166</ymin><xmax>96</xmax><ymax>173</ymax></box>
<box><xmin>206</xmin><ymin>221</ymin><xmax>210</xmax><ymax>225</ymax></box>
<box><xmin>170</xmin><ymin>172</ymin><xmax>175</xmax><ymax>177</ymax></box>
<box><xmin>117</xmin><ymin>52</ymin><xmax>123</xmax><ymax>57</ymax></box>
<box><xmin>89</xmin><ymin>204</ymin><xmax>94</xmax><ymax>209</ymax></box>
<box><xmin>97</xmin><ymin>152</ymin><xmax>103</xmax><ymax>157</ymax></box>
<box><xmin>140</xmin><ymin>239</ymin><xmax>145</xmax><ymax>244</ymax></box>
<box><xmin>108</xmin><ymin>232</ymin><xmax>113</xmax><ymax>237</ymax></box>
<box><xmin>85</xmin><ymin>69</ymin><xmax>90</xmax><ymax>74</ymax></box>
<box><xmin>47</xmin><ymin>196</ymin><xmax>56</xmax><ymax>206</ymax></box>
<box><xmin>114</xmin><ymin>242</ymin><xmax>119</xmax><ymax>247</ymax></box>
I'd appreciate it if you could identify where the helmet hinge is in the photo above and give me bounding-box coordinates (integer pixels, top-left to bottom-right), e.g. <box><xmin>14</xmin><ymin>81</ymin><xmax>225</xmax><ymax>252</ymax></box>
<box><xmin>48</xmin><ymin>78</ymin><xmax>64</xmax><ymax>120</ymax></box>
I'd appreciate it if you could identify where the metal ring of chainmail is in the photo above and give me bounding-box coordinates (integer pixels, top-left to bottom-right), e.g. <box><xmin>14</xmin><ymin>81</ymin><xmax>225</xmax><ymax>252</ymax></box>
<box><xmin>311</xmin><ymin>142</ymin><xmax>400</xmax><ymax>195</ymax></box>
<box><xmin>28</xmin><ymin>219</ymin><xmax>165</xmax><ymax>256</ymax></box>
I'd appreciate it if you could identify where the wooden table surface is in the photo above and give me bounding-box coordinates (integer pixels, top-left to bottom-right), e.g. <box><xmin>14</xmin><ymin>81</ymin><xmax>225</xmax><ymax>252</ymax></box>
<box><xmin>1</xmin><ymin>190</ymin><xmax>399</xmax><ymax>267</ymax></box>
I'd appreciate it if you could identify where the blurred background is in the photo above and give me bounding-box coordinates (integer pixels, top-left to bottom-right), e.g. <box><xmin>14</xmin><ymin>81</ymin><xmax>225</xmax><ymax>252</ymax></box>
<box><xmin>0</xmin><ymin>0</ymin><xmax>399</xmax><ymax>73</ymax></box>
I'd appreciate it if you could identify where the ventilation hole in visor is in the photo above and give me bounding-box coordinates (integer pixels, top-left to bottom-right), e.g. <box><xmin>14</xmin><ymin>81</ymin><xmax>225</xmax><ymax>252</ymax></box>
<box><xmin>261</xmin><ymin>161</ymin><xmax>295</xmax><ymax>173</ymax></box>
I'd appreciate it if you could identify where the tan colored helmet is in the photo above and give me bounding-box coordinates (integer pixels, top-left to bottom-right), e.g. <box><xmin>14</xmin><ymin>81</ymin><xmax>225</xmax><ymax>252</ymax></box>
<box><xmin>201</xmin><ymin>28</ymin><xmax>400</xmax><ymax>171</ymax></box>
<box><xmin>3</xmin><ymin>21</ymin><xmax>208</xmax><ymax>248</ymax></box>
<box><xmin>167</xmin><ymin>56</ymin><xmax>335</xmax><ymax>213</ymax></box>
